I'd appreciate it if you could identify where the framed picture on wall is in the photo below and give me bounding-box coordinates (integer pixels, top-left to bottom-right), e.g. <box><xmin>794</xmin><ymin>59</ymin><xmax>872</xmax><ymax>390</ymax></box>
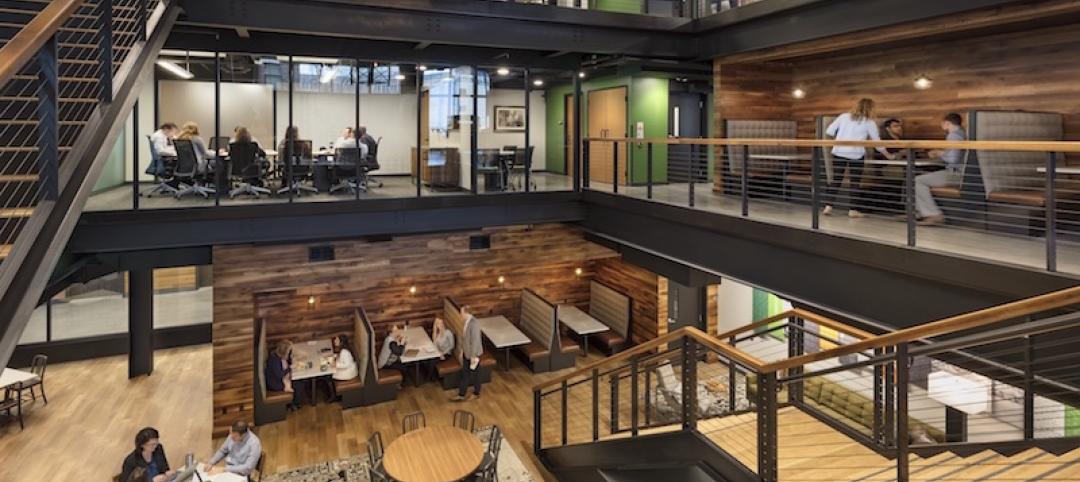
<box><xmin>494</xmin><ymin>105</ymin><xmax>526</xmax><ymax>132</ymax></box>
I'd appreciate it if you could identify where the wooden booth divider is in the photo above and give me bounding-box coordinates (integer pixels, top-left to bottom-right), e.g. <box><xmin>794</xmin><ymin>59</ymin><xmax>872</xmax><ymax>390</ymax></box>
<box><xmin>516</xmin><ymin>288</ymin><xmax>579</xmax><ymax>372</ymax></box>
<box><xmin>254</xmin><ymin>318</ymin><xmax>290</xmax><ymax>426</ymax></box>
<box><xmin>586</xmin><ymin>280</ymin><xmax>633</xmax><ymax>355</ymax></box>
<box><xmin>438</xmin><ymin>297</ymin><xmax>497</xmax><ymax>389</ymax></box>
<box><xmin>356</xmin><ymin>308</ymin><xmax>402</xmax><ymax>405</ymax></box>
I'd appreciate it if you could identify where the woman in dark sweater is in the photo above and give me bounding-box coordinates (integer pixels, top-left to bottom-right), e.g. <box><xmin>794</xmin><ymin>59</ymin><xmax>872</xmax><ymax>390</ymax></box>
<box><xmin>120</xmin><ymin>427</ymin><xmax>173</xmax><ymax>482</ymax></box>
<box><xmin>266</xmin><ymin>339</ymin><xmax>305</xmax><ymax>408</ymax></box>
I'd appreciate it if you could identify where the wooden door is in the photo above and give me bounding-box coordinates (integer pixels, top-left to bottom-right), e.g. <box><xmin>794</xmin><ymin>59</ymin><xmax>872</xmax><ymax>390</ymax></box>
<box><xmin>565</xmin><ymin>94</ymin><xmax>575</xmax><ymax>178</ymax></box>
<box><xmin>587</xmin><ymin>86</ymin><xmax>628</xmax><ymax>186</ymax></box>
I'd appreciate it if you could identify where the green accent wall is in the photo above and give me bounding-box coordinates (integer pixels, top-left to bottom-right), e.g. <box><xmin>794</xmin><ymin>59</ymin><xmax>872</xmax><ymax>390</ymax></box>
<box><xmin>93</xmin><ymin>128</ymin><xmax>127</xmax><ymax>193</ymax></box>
<box><xmin>753</xmin><ymin>288</ymin><xmax>787</xmax><ymax>341</ymax></box>
<box><xmin>1067</xmin><ymin>406</ymin><xmax>1080</xmax><ymax>437</ymax></box>
<box><xmin>543</xmin><ymin>73</ymin><xmax>670</xmax><ymax>184</ymax></box>
<box><xmin>594</xmin><ymin>0</ymin><xmax>643</xmax><ymax>14</ymax></box>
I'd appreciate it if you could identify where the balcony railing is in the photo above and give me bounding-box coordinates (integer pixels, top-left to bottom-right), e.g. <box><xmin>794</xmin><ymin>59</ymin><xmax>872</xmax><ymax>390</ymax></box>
<box><xmin>484</xmin><ymin>0</ymin><xmax>766</xmax><ymax>19</ymax></box>
<box><xmin>582</xmin><ymin>137</ymin><xmax>1080</xmax><ymax>275</ymax></box>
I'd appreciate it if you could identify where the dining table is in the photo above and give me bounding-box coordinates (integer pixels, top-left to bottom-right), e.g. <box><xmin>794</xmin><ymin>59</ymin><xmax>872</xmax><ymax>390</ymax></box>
<box><xmin>557</xmin><ymin>305</ymin><xmax>609</xmax><ymax>357</ymax></box>
<box><xmin>400</xmin><ymin>325</ymin><xmax>442</xmax><ymax>385</ymax></box>
<box><xmin>291</xmin><ymin>339</ymin><xmax>335</xmax><ymax>404</ymax></box>
<box><xmin>382</xmin><ymin>426</ymin><xmax>485</xmax><ymax>482</ymax></box>
<box><xmin>476</xmin><ymin>315</ymin><xmax>532</xmax><ymax>370</ymax></box>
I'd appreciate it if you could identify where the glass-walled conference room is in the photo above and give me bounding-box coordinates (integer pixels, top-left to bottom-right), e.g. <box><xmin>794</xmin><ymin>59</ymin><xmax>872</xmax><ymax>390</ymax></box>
<box><xmin>85</xmin><ymin>51</ymin><xmax>572</xmax><ymax>211</ymax></box>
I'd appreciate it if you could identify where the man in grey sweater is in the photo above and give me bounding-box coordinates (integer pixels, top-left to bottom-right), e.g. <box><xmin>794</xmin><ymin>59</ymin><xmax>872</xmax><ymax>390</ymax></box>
<box><xmin>915</xmin><ymin>113</ymin><xmax>967</xmax><ymax>226</ymax></box>
<box><xmin>452</xmin><ymin>305</ymin><xmax>484</xmax><ymax>401</ymax></box>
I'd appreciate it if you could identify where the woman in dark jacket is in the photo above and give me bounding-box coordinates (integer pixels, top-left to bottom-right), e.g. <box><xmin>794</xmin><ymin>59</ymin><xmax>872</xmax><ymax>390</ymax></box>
<box><xmin>266</xmin><ymin>339</ymin><xmax>305</xmax><ymax>408</ymax></box>
<box><xmin>120</xmin><ymin>427</ymin><xmax>173</xmax><ymax>482</ymax></box>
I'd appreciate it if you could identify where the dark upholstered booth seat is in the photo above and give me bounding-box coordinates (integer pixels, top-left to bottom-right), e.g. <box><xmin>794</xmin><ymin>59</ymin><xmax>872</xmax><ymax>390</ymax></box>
<box><xmin>593</xmin><ymin>331</ymin><xmax>627</xmax><ymax>352</ymax></box>
<box><xmin>515</xmin><ymin>289</ymin><xmax>560</xmax><ymax>372</ymax></box>
<box><xmin>354</xmin><ymin>308</ymin><xmax>400</xmax><ymax>406</ymax></box>
<box><xmin>560</xmin><ymin>336</ymin><xmax>582</xmax><ymax>356</ymax></box>
<box><xmin>265</xmin><ymin>390</ymin><xmax>292</xmax><ymax>405</ymax></box>
<box><xmin>334</xmin><ymin>377</ymin><xmax>364</xmax><ymax>409</ymax></box>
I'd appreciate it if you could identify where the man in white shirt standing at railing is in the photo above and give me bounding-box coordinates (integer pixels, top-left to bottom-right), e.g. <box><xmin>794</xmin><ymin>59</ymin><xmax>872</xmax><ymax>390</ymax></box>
<box><xmin>914</xmin><ymin>113</ymin><xmax>966</xmax><ymax>226</ymax></box>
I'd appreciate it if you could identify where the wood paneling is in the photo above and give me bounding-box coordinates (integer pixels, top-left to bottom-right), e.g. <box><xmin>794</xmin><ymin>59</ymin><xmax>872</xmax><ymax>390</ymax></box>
<box><xmin>712</xmin><ymin>62</ymin><xmax>793</xmax><ymax>190</ymax></box>
<box><xmin>593</xmin><ymin>257</ymin><xmax>662</xmax><ymax>344</ymax></box>
<box><xmin>588</xmin><ymin>87</ymin><xmax>628</xmax><ymax>185</ymax></box>
<box><xmin>212</xmin><ymin>224</ymin><xmax>619</xmax><ymax>436</ymax></box>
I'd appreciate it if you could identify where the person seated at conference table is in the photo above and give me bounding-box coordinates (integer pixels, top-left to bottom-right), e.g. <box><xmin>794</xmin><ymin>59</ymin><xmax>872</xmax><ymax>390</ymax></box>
<box><xmin>422</xmin><ymin>317</ymin><xmax>455</xmax><ymax>380</ymax></box>
<box><xmin>120</xmin><ymin>427</ymin><xmax>175</xmax><ymax>482</ymax></box>
<box><xmin>205</xmin><ymin>420</ymin><xmax>262</xmax><ymax>477</ymax></box>
<box><xmin>176</xmin><ymin>121</ymin><xmax>216</xmax><ymax>175</ymax></box>
<box><xmin>278</xmin><ymin>125</ymin><xmax>312</xmax><ymax>160</ymax></box>
<box><xmin>124</xmin><ymin>467</ymin><xmax>148</xmax><ymax>482</ymax></box>
<box><xmin>330</xmin><ymin>126</ymin><xmax>369</xmax><ymax>159</ymax></box>
<box><xmin>377</xmin><ymin>324</ymin><xmax>409</xmax><ymax>377</ymax></box>
<box><xmin>229</xmin><ymin>126</ymin><xmax>264</xmax><ymax>149</ymax></box>
<box><xmin>266</xmin><ymin>339</ymin><xmax>305</xmax><ymax>409</ymax></box>
<box><xmin>147</xmin><ymin>122</ymin><xmax>177</xmax><ymax>176</ymax></box>
<box><xmin>914</xmin><ymin>112</ymin><xmax>967</xmax><ymax>227</ymax></box>
<box><xmin>231</xmin><ymin>126</ymin><xmax>267</xmax><ymax>159</ymax></box>
<box><xmin>357</xmin><ymin>125</ymin><xmax>377</xmax><ymax>161</ymax></box>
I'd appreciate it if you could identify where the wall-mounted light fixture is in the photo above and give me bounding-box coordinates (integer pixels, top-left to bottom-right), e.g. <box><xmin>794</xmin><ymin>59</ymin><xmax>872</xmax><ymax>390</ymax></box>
<box><xmin>497</xmin><ymin>275</ymin><xmax>506</xmax><ymax>284</ymax></box>
<box><xmin>792</xmin><ymin>88</ymin><xmax>806</xmax><ymax>99</ymax></box>
<box><xmin>574</xmin><ymin>267</ymin><xmax>583</xmax><ymax>277</ymax></box>
<box><xmin>307</xmin><ymin>295</ymin><xmax>317</xmax><ymax>310</ymax></box>
<box><xmin>913</xmin><ymin>75</ymin><xmax>933</xmax><ymax>90</ymax></box>
<box><xmin>578</xmin><ymin>71</ymin><xmax>586</xmax><ymax>79</ymax></box>
<box><xmin>409</xmin><ymin>286</ymin><xmax>417</xmax><ymax>295</ymax></box>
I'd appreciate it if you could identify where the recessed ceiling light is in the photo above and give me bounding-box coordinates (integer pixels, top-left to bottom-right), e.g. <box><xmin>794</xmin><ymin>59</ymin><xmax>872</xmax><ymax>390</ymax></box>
<box><xmin>533</xmin><ymin>79</ymin><xmax>544</xmax><ymax>87</ymax></box>
<box><xmin>417</xmin><ymin>65</ymin><xmax>427</xmax><ymax>71</ymax></box>
<box><xmin>496</xmin><ymin>67</ymin><xmax>510</xmax><ymax>76</ymax></box>
<box><xmin>156</xmin><ymin>60</ymin><xmax>194</xmax><ymax>79</ymax></box>
<box><xmin>578</xmin><ymin>71</ymin><xmax>586</xmax><ymax>78</ymax></box>
<box><xmin>394</xmin><ymin>73</ymin><xmax>407</xmax><ymax>81</ymax></box>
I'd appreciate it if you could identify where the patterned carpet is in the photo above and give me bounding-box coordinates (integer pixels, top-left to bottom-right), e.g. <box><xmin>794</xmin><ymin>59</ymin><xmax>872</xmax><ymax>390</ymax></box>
<box><xmin>263</xmin><ymin>426</ymin><xmax>535</xmax><ymax>482</ymax></box>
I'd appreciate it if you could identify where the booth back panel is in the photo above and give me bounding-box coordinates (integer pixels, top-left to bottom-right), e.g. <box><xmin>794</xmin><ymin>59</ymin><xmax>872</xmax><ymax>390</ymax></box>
<box><xmin>589</xmin><ymin>280</ymin><xmax>632</xmax><ymax>339</ymax></box>
<box><xmin>520</xmin><ymin>289</ymin><xmax>557</xmax><ymax>346</ymax></box>
<box><xmin>725</xmin><ymin>119</ymin><xmax>797</xmax><ymax>175</ymax></box>
<box><xmin>592</xmin><ymin>257</ymin><xmax>662</xmax><ymax>344</ymax></box>
<box><xmin>354</xmin><ymin>310</ymin><xmax>371</xmax><ymax>386</ymax></box>
<box><xmin>972</xmin><ymin>110</ymin><xmax>1064</xmax><ymax>195</ymax></box>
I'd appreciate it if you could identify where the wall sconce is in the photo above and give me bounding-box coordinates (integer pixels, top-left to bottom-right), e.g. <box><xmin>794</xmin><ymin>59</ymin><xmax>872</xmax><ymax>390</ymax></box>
<box><xmin>574</xmin><ymin>267</ymin><xmax>583</xmax><ymax>277</ymax></box>
<box><xmin>913</xmin><ymin>75</ymin><xmax>933</xmax><ymax>90</ymax></box>
<box><xmin>408</xmin><ymin>286</ymin><xmax>417</xmax><ymax>295</ymax></box>
<box><xmin>307</xmin><ymin>295</ymin><xmax>317</xmax><ymax>309</ymax></box>
<box><xmin>497</xmin><ymin>275</ymin><xmax>506</xmax><ymax>285</ymax></box>
<box><xmin>792</xmin><ymin>88</ymin><xmax>806</xmax><ymax>99</ymax></box>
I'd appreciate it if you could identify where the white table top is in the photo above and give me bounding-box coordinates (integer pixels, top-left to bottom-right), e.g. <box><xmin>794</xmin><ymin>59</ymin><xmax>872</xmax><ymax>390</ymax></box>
<box><xmin>193</xmin><ymin>464</ymin><xmax>248</xmax><ymax>482</ymax></box>
<box><xmin>558</xmin><ymin>305</ymin><xmax>610</xmax><ymax>336</ymax></box>
<box><xmin>477</xmin><ymin>315</ymin><xmax>532</xmax><ymax>348</ymax></box>
<box><xmin>1036</xmin><ymin>166</ymin><xmax>1080</xmax><ymax>174</ymax></box>
<box><xmin>864</xmin><ymin>158</ymin><xmax>944</xmax><ymax>167</ymax></box>
<box><xmin>291</xmin><ymin>339</ymin><xmax>335</xmax><ymax>380</ymax></box>
<box><xmin>748</xmin><ymin>154</ymin><xmax>809</xmax><ymax>161</ymax></box>
<box><xmin>0</xmin><ymin>368</ymin><xmax>36</xmax><ymax>388</ymax></box>
<box><xmin>400</xmin><ymin>325</ymin><xmax>441</xmax><ymax>364</ymax></box>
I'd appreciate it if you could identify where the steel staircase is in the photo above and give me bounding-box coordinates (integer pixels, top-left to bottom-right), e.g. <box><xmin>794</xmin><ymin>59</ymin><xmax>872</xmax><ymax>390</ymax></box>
<box><xmin>0</xmin><ymin>0</ymin><xmax>178</xmax><ymax>368</ymax></box>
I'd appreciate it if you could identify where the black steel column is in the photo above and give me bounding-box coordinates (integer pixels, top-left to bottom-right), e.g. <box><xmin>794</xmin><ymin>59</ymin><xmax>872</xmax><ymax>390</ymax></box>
<box><xmin>470</xmin><ymin>66</ymin><xmax>479</xmax><ymax>194</ymax></box>
<box><xmin>741</xmin><ymin>145</ymin><xmax>749</xmax><ymax>216</ymax></box>
<box><xmin>98</xmin><ymin>1</ymin><xmax>113</xmax><ymax>103</ymax></box>
<box><xmin>355</xmin><ymin>60</ymin><xmax>361</xmax><ymax>200</ymax></box>
<box><xmin>757</xmin><ymin>372</ymin><xmax>779</xmax><ymax>482</ymax></box>
<box><xmin>592</xmin><ymin>368</ymin><xmax>600</xmax><ymax>441</ymax></box>
<box><xmin>646</xmin><ymin>142</ymin><xmax>653</xmax><ymax>199</ymax></box>
<box><xmin>1023</xmin><ymin>333</ymin><xmax>1035</xmax><ymax>439</ymax></box>
<box><xmin>895</xmin><ymin>343</ymin><xmax>910</xmax><ymax>482</ymax></box>
<box><xmin>610</xmin><ymin>373</ymin><xmax>619</xmax><ymax>433</ymax></box>
<box><xmin>572</xmin><ymin>73</ymin><xmax>582</xmax><ymax>192</ymax></box>
<box><xmin>873</xmin><ymin>347</ymin><xmax>884</xmax><ymax>444</ymax></box>
<box><xmin>533</xmin><ymin>390</ymin><xmax>541</xmax><ymax>453</ymax></box>
<box><xmin>561</xmin><ymin>380</ymin><xmax>568</xmax><ymax>445</ymax></box>
<box><xmin>811</xmin><ymin>146</ymin><xmax>821</xmax><ymax>229</ymax></box>
<box><xmin>524</xmin><ymin>68</ymin><xmax>531</xmax><ymax>192</ymax></box>
<box><xmin>213</xmin><ymin>45</ymin><xmax>221</xmax><ymax>206</ymax></box>
<box><xmin>128</xmin><ymin>269</ymin><xmax>154</xmax><ymax>378</ymax></box>
<box><xmin>133</xmin><ymin>102</ymin><xmax>140</xmax><ymax>209</ymax></box>
<box><xmin>906</xmin><ymin>148</ymin><xmax>916</xmax><ymax>247</ymax></box>
<box><xmin>36</xmin><ymin>36</ymin><xmax>59</xmax><ymax>201</ymax></box>
<box><xmin>1046</xmin><ymin>152</ymin><xmax>1058</xmax><ymax>271</ymax></box>
<box><xmin>287</xmin><ymin>56</ymin><xmax>294</xmax><ymax>203</ymax></box>
<box><xmin>415</xmin><ymin>66</ymin><xmax>423</xmax><ymax>198</ymax></box>
<box><xmin>630</xmin><ymin>355</ymin><xmax>639</xmax><ymax>436</ymax></box>
<box><xmin>682</xmin><ymin>338</ymin><xmax>699</xmax><ymax>430</ymax></box>
<box><xmin>612</xmin><ymin>141</ymin><xmax>619</xmax><ymax>194</ymax></box>
<box><xmin>788</xmin><ymin>318</ymin><xmax>804</xmax><ymax>404</ymax></box>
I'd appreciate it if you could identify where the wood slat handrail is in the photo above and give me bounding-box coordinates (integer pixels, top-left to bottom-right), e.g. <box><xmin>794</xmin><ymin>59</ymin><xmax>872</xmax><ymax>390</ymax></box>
<box><xmin>0</xmin><ymin>0</ymin><xmax>82</xmax><ymax>88</ymax></box>
<box><xmin>533</xmin><ymin>326</ymin><xmax>764</xmax><ymax>392</ymax></box>
<box><xmin>586</xmin><ymin>137</ymin><xmax>1080</xmax><ymax>153</ymax></box>
<box><xmin>760</xmin><ymin>285</ymin><xmax>1080</xmax><ymax>374</ymax></box>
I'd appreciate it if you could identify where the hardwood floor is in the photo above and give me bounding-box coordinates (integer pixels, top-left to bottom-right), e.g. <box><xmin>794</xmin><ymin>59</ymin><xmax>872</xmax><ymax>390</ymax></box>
<box><xmin>0</xmin><ymin>343</ymin><xmax>606</xmax><ymax>482</ymax></box>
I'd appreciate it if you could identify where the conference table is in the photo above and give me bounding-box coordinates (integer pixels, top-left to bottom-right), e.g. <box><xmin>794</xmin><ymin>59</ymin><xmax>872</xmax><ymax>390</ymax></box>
<box><xmin>382</xmin><ymin>426</ymin><xmax>485</xmax><ymax>482</ymax></box>
<box><xmin>291</xmin><ymin>339</ymin><xmax>335</xmax><ymax>404</ymax></box>
<box><xmin>400</xmin><ymin>325</ymin><xmax>442</xmax><ymax>385</ymax></box>
<box><xmin>476</xmin><ymin>315</ymin><xmax>531</xmax><ymax>371</ymax></box>
<box><xmin>557</xmin><ymin>305</ymin><xmax>609</xmax><ymax>357</ymax></box>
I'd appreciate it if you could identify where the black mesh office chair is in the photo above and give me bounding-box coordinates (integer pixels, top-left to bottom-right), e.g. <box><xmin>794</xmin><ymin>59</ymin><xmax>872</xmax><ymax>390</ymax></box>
<box><xmin>362</xmin><ymin>136</ymin><xmax>383</xmax><ymax>188</ymax></box>
<box><xmin>508</xmin><ymin>146</ymin><xmax>536</xmax><ymax>191</ymax></box>
<box><xmin>173</xmin><ymin>139</ymin><xmax>215</xmax><ymax>199</ymax></box>
<box><xmin>277</xmin><ymin>140</ymin><xmax>318</xmax><ymax>196</ymax></box>
<box><xmin>330</xmin><ymin>146</ymin><xmax>365</xmax><ymax>194</ymax></box>
<box><xmin>228</xmin><ymin>142</ymin><xmax>271</xmax><ymax>198</ymax></box>
<box><xmin>208</xmin><ymin>136</ymin><xmax>231</xmax><ymax>153</ymax></box>
<box><xmin>141</xmin><ymin>135</ymin><xmax>179</xmax><ymax>197</ymax></box>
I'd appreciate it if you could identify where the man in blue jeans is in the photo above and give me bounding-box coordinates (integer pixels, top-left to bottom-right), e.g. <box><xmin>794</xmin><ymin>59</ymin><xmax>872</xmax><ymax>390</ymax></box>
<box><xmin>451</xmin><ymin>305</ymin><xmax>484</xmax><ymax>401</ymax></box>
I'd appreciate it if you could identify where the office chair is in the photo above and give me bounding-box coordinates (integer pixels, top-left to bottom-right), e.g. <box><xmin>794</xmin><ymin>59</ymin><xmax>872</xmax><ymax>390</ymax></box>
<box><xmin>227</xmin><ymin>142</ymin><xmax>271</xmax><ymax>198</ymax></box>
<box><xmin>141</xmin><ymin>135</ymin><xmax>179</xmax><ymax>197</ymax></box>
<box><xmin>366</xmin><ymin>431</ymin><xmax>389</xmax><ymax>482</ymax></box>
<box><xmin>330</xmin><ymin>146</ymin><xmax>365</xmax><ymax>194</ymax></box>
<box><xmin>363</xmin><ymin>136</ymin><xmax>384</xmax><ymax>188</ymax></box>
<box><xmin>508</xmin><ymin>146</ymin><xmax>536</xmax><ymax>191</ymax></box>
<box><xmin>173</xmin><ymin>139</ymin><xmax>216</xmax><ymax>199</ymax></box>
<box><xmin>401</xmin><ymin>411</ymin><xmax>426</xmax><ymax>434</ymax></box>
<box><xmin>276</xmin><ymin>140</ymin><xmax>318</xmax><ymax>196</ymax></box>
<box><xmin>208</xmin><ymin>136</ymin><xmax>231</xmax><ymax>153</ymax></box>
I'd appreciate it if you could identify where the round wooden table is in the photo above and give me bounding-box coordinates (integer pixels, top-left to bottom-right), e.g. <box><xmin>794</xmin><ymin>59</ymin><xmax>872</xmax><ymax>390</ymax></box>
<box><xmin>383</xmin><ymin>426</ymin><xmax>485</xmax><ymax>482</ymax></box>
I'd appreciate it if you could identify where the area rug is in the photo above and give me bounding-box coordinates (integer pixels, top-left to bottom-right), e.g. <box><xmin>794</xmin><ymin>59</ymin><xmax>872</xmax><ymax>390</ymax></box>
<box><xmin>263</xmin><ymin>426</ymin><xmax>536</xmax><ymax>482</ymax></box>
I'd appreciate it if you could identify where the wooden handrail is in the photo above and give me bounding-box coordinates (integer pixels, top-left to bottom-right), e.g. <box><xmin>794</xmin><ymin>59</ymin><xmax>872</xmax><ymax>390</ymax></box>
<box><xmin>532</xmin><ymin>326</ymin><xmax>764</xmax><ymax>392</ymax></box>
<box><xmin>760</xmin><ymin>285</ymin><xmax>1080</xmax><ymax>374</ymax></box>
<box><xmin>792</xmin><ymin>308</ymin><xmax>875</xmax><ymax>340</ymax></box>
<box><xmin>586</xmin><ymin>137</ymin><xmax>1080</xmax><ymax>153</ymax></box>
<box><xmin>714</xmin><ymin>309</ymin><xmax>797</xmax><ymax>341</ymax></box>
<box><xmin>0</xmin><ymin>0</ymin><xmax>82</xmax><ymax>88</ymax></box>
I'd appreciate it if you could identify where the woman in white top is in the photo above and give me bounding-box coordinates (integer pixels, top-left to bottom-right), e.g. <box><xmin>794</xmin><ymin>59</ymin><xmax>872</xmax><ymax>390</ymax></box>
<box><xmin>823</xmin><ymin>98</ymin><xmax>894</xmax><ymax>218</ymax></box>
<box><xmin>332</xmin><ymin>334</ymin><xmax>358</xmax><ymax>380</ymax></box>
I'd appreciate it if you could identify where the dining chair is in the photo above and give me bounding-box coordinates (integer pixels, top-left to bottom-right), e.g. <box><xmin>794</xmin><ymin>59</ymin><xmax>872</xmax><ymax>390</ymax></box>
<box><xmin>1</xmin><ymin>382</ymin><xmax>24</xmax><ymax>430</ymax></box>
<box><xmin>401</xmin><ymin>411</ymin><xmax>426</xmax><ymax>434</ymax></box>
<box><xmin>453</xmin><ymin>409</ymin><xmax>476</xmax><ymax>433</ymax></box>
<box><xmin>253</xmin><ymin>451</ymin><xmax>266</xmax><ymax>482</ymax></box>
<box><xmin>476</xmin><ymin>425</ymin><xmax>502</xmax><ymax>481</ymax></box>
<box><xmin>366</xmin><ymin>431</ymin><xmax>389</xmax><ymax>482</ymax></box>
<box><xmin>23</xmin><ymin>354</ymin><xmax>47</xmax><ymax>404</ymax></box>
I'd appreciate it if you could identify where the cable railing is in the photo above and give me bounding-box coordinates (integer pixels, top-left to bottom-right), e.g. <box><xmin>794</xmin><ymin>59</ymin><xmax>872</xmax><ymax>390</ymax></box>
<box><xmin>585</xmin><ymin>137</ymin><xmax>1080</xmax><ymax>275</ymax></box>
<box><xmin>534</xmin><ymin>285</ymin><xmax>1080</xmax><ymax>482</ymax></box>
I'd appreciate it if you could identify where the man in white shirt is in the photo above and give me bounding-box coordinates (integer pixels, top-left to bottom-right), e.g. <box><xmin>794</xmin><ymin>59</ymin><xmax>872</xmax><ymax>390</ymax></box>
<box><xmin>146</xmin><ymin>123</ymin><xmax>177</xmax><ymax>176</ymax></box>
<box><xmin>823</xmin><ymin>99</ymin><xmax>894</xmax><ymax>218</ymax></box>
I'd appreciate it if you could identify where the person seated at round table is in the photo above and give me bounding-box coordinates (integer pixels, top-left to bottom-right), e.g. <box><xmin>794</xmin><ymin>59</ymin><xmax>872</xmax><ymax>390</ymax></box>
<box><xmin>377</xmin><ymin>324</ymin><xmax>409</xmax><ymax>377</ymax></box>
<box><xmin>120</xmin><ymin>427</ymin><xmax>175</xmax><ymax>482</ymax></box>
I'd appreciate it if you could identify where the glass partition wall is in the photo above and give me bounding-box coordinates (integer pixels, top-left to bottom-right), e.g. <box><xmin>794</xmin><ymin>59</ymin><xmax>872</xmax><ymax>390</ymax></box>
<box><xmin>84</xmin><ymin>52</ymin><xmax>577</xmax><ymax>212</ymax></box>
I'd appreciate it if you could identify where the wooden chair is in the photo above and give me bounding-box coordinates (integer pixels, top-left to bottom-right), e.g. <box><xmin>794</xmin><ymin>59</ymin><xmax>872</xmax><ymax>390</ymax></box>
<box><xmin>22</xmin><ymin>354</ymin><xmax>47</xmax><ymax>404</ymax></box>
<box><xmin>1</xmin><ymin>382</ymin><xmax>24</xmax><ymax>430</ymax></box>
<box><xmin>453</xmin><ymin>409</ymin><xmax>476</xmax><ymax>433</ymax></box>
<box><xmin>401</xmin><ymin>411</ymin><xmax>426</xmax><ymax>434</ymax></box>
<box><xmin>252</xmin><ymin>451</ymin><xmax>266</xmax><ymax>482</ymax></box>
<box><xmin>476</xmin><ymin>425</ymin><xmax>502</xmax><ymax>482</ymax></box>
<box><xmin>366</xmin><ymin>431</ymin><xmax>389</xmax><ymax>482</ymax></box>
